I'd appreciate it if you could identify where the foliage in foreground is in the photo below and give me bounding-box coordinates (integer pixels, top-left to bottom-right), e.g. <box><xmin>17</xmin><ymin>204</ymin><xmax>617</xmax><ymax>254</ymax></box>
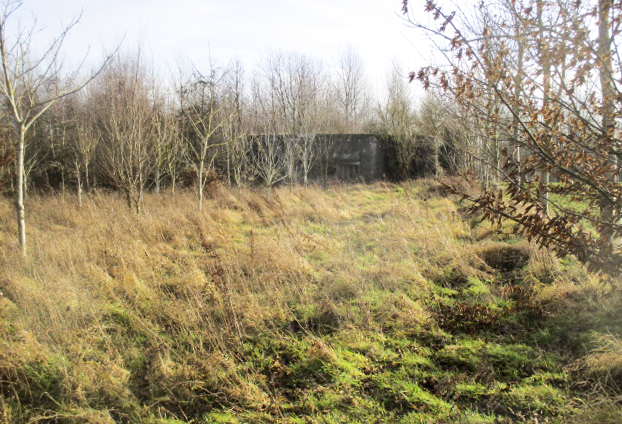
<box><xmin>404</xmin><ymin>0</ymin><xmax>622</xmax><ymax>277</ymax></box>
<box><xmin>0</xmin><ymin>180</ymin><xmax>621</xmax><ymax>423</ymax></box>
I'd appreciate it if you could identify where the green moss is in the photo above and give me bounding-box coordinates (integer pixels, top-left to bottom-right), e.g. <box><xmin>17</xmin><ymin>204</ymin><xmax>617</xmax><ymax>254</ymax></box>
<box><xmin>449</xmin><ymin>410</ymin><xmax>497</xmax><ymax>423</ymax></box>
<box><xmin>464</xmin><ymin>278</ymin><xmax>491</xmax><ymax>298</ymax></box>
<box><xmin>203</xmin><ymin>412</ymin><xmax>241</xmax><ymax>423</ymax></box>
<box><xmin>502</xmin><ymin>383</ymin><xmax>566</xmax><ymax>416</ymax></box>
<box><xmin>436</xmin><ymin>339</ymin><xmax>484</xmax><ymax>372</ymax></box>
<box><xmin>21</xmin><ymin>355</ymin><xmax>67</xmax><ymax>400</ymax></box>
<box><xmin>486</xmin><ymin>343</ymin><xmax>535</xmax><ymax>379</ymax></box>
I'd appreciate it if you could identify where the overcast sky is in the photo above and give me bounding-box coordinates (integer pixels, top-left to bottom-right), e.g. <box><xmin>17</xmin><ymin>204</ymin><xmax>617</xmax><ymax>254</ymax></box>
<box><xmin>11</xmin><ymin>0</ymin><xmax>428</xmax><ymax>94</ymax></box>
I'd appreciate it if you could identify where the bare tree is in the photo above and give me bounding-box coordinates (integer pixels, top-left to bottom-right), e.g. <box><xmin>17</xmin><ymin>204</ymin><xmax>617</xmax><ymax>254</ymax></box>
<box><xmin>334</xmin><ymin>45</ymin><xmax>370</xmax><ymax>132</ymax></box>
<box><xmin>51</xmin><ymin>91</ymin><xmax>99</xmax><ymax>207</ymax></box>
<box><xmin>375</xmin><ymin>63</ymin><xmax>418</xmax><ymax>179</ymax></box>
<box><xmin>221</xmin><ymin>59</ymin><xmax>252</xmax><ymax>187</ymax></box>
<box><xmin>163</xmin><ymin>116</ymin><xmax>185</xmax><ymax>193</ymax></box>
<box><xmin>249</xmin><ymin>64</ymin><xmax>289</xmax><ymax>186</ymax></box>
<box><xmin>73</xmin><ymin>111</ymin><xmax>96</xmax><ymax>205</ymax></box>
<box><xmin>417</xmin><ymin>94</ymin><xmax>447</xmax><ymax>178</ymax></box>
<box><xmin>0</xmin><ymin>0</ymin><xmax>113</xmax><ymax>255</ymax></box>
<box><xmin>258</xmin><ymin>52</ymin><xmax>331</xmax><ymax>184</ymax></box>
<box><xmin>315</xmin><ymin>134</ymin><xmax>335</xmax><ymax>183</ymax></box>
<box><xmin>297</xmin><ymin>85</ymin><xmax>334</xmax><ymax>186</ymax></box>
<box><xmin>181</xmin><ymin>66</ymin><xmax>230</xmax><ymax>210</ymax></box>
<box><xmin>150</xmin><ymin>86</ymin><xmax>180</xmax><ymax>195</ymax></box>
<box><xmin>252</xmin><ymin>134</ymin><xmax>287</xmax><ymax>187</ymax></box>
<box><xmin>95</xmin><ymin>51</ymin><xmax>155</xmax><ymax>214</ymax></box>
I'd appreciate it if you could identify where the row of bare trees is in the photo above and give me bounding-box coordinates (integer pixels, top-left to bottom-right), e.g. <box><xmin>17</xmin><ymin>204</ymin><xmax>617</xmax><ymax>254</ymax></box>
<box><xmin>0</xmin><ymin>48</ymin><xmax>366</xmax><ymax>193</ymax></box>
<box><xmin>2</xmin><ymin>42</ymin><xmax>443</xmax><ymax>204</ymax></box>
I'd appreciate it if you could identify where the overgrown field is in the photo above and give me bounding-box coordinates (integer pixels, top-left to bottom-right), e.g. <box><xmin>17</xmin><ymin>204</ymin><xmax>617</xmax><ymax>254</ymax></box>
<box><xmin>1</xmin><ymin>181</ymin><xmax>621</xmax><ymax>423</ymax></box>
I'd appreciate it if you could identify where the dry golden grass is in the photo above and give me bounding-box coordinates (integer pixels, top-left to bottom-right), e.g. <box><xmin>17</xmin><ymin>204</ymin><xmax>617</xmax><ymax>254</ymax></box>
<box><xmin>584</xmin><ymin>333</ymin><xmax>622</xmax><ymax>377</ymax></box>
<box><xmin>0</xmin><ymin>184</ymin><xmax>456</xmax><ymax>385</ymax></box>
<box><xmin>0</xmin><ymin>181</ymin><xmax>507</xmax><ymax>347</ymax></box>
<box><xmin>0</xmin><ymin>180</ymin><xmax>617</xmax><ymax>422</ymax></box>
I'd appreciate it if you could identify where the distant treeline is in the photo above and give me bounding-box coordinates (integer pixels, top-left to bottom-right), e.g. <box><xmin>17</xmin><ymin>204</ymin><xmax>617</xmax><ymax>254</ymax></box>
<box><xmin>0</xmin><ymin>47</ymin><xmax>491</xmax><ymax>213</ymax></box>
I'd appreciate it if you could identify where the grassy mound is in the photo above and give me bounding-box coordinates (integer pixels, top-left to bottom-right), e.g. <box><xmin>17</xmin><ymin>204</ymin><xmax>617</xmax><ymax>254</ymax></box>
<box><xmin>0</xmin><ymin>180</ymin><xmax>620</xmax><ymax>423</ymax></box>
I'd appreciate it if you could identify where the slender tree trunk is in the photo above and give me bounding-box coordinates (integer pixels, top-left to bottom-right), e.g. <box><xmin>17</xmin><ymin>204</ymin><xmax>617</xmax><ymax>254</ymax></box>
<box><xmin>513</xmin><ymin>15</ymin><xmax>524</xmax><ymax>185</ymax></box>
<box><xmin>16</xmin><ymin>128</ymin><xmax>26</xmax><ymax>256</ymax></box>
<box><xmin>599</xmin><ymin>0</ymin><xmax>614</xmax><ymax>142</ymax></box>
<box><xmin>434</xmin><ymin>138</ymin><xmax>441</xmax><ymax>179</ymax></box>
<box><xmin>491</xmin><ymin>115</ymin><xmax>500</xmax><ymax>183</ymax></box>
<box><xmin>136</xmin><ymin>167</ymin><xmax>146</xmax><ymax>214</ymax></box>
<box><xmin>137</xmin><ymin>186</ymin><xmax>143</xmax><ymax>214</ymax></box>
<box><xmin>597</xmin><ymin>0</ymin><xmax>620</xmax><ymax>253</ymax></box>
<box><xmin>23</xmin><ymin>169</ymin><xmax>29</xmax><ymax>198</ymax></box>
<box><xmin>198</xmin><ymin>161</ymin><xmax>204</xmax><ymax>211</ymax></box>
<box><xmin>538</xmin><ymin>0</ymin><xmax>550</xmax><ymax>215</ymax></box>
<box><xmin>542</xmin><ymin>171</ymin><xmax>550</xmax><ymax>216</ymax></box>
<box><xmin>76</xmin><ymin>161</ymin><xmax>82</xmax><ymax>207</ymax></box>
<box><xmin>155</xmin><ymin>167</ymin><xmax>161</xmax><ymax>194</ymax></box>
<box><xmin>303</xmin><ymin>160</ymin><xmax>308</xmax><ymax>186</ymax></box>
<box><xmin>227</xmin><ymin>146</ymin><xmax>231</xmax><ymax>187</ymax></box>
<box><xmin>84</xmin><ymin>160</ymin><xmax>90</xmax><ymax>193</ymax></box>
<box><xmin>515</xmin><ymin>146</ymin><xmax>521</xmax><ymax>183</ymax></box>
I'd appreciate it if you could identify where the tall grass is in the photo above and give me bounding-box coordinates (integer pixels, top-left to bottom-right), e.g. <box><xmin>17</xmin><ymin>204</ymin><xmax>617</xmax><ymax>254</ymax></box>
<box><xmin>0</xmin><ymin>181</ymin><xmax>620</xmax><ymax>423</ymax></box>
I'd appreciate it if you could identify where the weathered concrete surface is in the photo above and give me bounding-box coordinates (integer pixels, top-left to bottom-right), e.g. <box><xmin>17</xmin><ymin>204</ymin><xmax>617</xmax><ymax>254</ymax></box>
<box><xmin>321</xmin><ymin>134</ymin><xmax>385</xmax><ymax>182</ymax></box>
<box><xmin>248</xmin><ymin>134</ymin><xmax>387</xmax><ymax>184</ymax></box>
